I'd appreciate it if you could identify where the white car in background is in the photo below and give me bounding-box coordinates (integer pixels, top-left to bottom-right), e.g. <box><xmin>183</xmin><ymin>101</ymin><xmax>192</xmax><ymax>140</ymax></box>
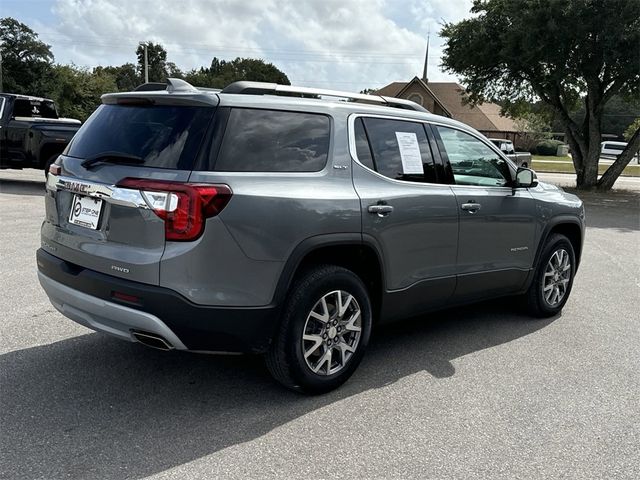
<box><xmin>601</xmin><ymin>141</ymin><xmax>640</xmax><ymax>163</ymax></box>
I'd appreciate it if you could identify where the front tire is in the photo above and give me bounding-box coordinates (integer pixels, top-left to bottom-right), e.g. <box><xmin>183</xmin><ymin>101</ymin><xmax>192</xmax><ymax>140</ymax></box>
<box><xmin>525</xmin><ymin>234</ymin><xmax>576</xmax><ymax>317</ymax></box>
<box><xmin>266</xmin><ymin>265</ymin><xmax>372</xmax><ymax>394</ymax></box>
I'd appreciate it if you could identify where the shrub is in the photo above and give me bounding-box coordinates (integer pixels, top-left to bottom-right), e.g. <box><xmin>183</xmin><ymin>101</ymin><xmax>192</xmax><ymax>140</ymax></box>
<box><xmin>531</xmin><ymin>139</ymin><xmax>564</xmax><ymax>155</ymax></box>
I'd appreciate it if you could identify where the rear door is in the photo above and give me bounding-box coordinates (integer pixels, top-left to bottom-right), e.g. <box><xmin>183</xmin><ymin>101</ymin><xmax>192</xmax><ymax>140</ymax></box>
<box><xmin>42</xmin><ymin>102</ymin><xmax>215</xmax><ymax>285</ymax></box>
<box><xmin>431</xmin><ymin>124</ymin><xmax>537</xmax><ymax>300</ymax></box>
<box><xmin>350</xmin><ymin>116</ymin><xmax>459</xmax><ymax>321</ymax></box>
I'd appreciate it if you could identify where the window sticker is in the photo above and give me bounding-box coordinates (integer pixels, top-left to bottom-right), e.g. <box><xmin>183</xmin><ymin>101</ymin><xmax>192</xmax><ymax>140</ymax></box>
<box><xmin>395</xmin><ymin>132</ymin><xmax>424</xmax><ymax>174</ymax></box>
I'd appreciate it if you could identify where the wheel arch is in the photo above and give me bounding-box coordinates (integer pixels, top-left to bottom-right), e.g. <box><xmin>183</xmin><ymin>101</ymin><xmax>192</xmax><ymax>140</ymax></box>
<box><xmin>534</xmin><ymin>217</ymin><xmax>584</xmax><ymax>271</ymax></box>
<box><xmin>520</xmin><ymin>216</ymin><xmax>583</xmax><ymax>296</ymax></box>
<box><xmin>274</xmin><ymin>234</ymin><xmax>385</xmax><ymax>321</ymax></box>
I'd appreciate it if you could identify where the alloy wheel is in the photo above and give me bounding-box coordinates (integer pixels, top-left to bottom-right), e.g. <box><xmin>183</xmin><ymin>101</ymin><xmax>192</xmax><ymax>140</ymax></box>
<box><xmin>542</xmin><ymin>248</ymin><xmax>571</xmax><ymax>307</ymax></box>
<box><xmin>302</xmin><ymin>290</ymin><xmax>362</xmax><ymax>376</ymax></box>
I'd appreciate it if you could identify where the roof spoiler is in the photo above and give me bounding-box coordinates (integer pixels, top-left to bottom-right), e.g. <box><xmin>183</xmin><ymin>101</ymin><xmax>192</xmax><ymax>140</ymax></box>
<box><xmin>220</xmin><ymin>81</ymin><xmax>429</xmax><ymax>112</ymax></box>
<box><xmin>133</xmin><ymin>78</ymin><xmax>199</xmax><ymax>93</ymax></box>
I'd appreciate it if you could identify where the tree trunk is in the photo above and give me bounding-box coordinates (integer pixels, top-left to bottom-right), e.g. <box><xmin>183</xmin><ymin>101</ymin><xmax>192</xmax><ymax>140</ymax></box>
<box><xmin>554</xmin><ymin>95</ymin><xmax>601</xmax><ymax>190</ymax></box>
<box><xmin>565</xmin><ymin>129</ymin><xmax>585</xmax><ymax>187</ymax></box>
<box><xmin>580</xmin><ymin>95</ymin><xmax>602</xmax><ymax>189</ymax></box>
<box><xmin>597</xmin><ymin>127</ymin><xmax>640</xmax><ymax>190</ymax></box>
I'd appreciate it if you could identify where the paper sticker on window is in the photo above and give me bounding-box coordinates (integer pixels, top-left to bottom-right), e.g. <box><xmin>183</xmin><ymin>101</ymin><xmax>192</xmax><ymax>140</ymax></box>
<box><xmin>395</xmin><ymin>132</ymin><xmax>424</xmax><ymax>174</ymax></box>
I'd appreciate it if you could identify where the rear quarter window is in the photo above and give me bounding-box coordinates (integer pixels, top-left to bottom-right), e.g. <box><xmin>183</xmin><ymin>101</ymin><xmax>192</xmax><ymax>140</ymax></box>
<box><xmin>213</xmin><ymin>108</ymin><xmax>330</xmax><ymax>172</ymax></box>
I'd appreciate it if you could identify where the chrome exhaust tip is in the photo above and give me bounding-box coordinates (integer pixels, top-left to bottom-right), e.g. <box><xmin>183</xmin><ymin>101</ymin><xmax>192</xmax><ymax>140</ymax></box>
<box><xmin>131</xmin><ymin>331</ymin><xmax>174</xmax><ymax>351</ymax></box>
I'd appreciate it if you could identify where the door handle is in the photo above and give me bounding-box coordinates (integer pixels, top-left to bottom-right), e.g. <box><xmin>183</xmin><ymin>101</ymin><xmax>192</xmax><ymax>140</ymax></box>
<box><xmin>461</xmin><ymin>202</ymin><xmax>481</xmax><ymax>213</ymax></box>
<box><xmin>368</xmin><ymin>204</ymin><xmax>394</xmax><ymax>216</ymax></box>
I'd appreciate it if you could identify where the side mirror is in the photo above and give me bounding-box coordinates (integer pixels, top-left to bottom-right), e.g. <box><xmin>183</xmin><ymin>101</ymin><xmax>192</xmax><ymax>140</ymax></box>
<box><xmin>515</xmin><ymin>167</ymin><xmax>538</xmax><ymax>188</ymax></box>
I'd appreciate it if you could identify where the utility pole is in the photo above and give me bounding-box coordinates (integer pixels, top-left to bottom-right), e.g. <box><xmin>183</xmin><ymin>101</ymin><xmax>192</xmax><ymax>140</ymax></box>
<box><xmin>139</xmin><ymin>42</ymin><xmax>149</xmax><ymax>83</ymax></box>
<box><xmin>144</xmin><ymin>43</ymin><xmax>149</xmax><ymax>83</ymax></box>
<box><xmin>0</xmin><ymin>50</ymin><xmax>3</xmax><ymax>93</ymax></box>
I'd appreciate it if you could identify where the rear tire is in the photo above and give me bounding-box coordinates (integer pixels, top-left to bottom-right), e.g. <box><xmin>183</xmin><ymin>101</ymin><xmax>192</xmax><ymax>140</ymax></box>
<box><xmin>266</xmin><ymin>265</ymin><xmax>372</xmax><ymax>394</ymax></box>
<box><xmin>525</xmin><ymin>234</ymin><xmax>576</xmax><ymax>317</ymax></box>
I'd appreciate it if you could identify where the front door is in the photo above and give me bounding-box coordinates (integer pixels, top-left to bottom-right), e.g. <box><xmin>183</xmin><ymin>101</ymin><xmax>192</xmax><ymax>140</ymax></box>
<box><xmin>432</xmin><ymin>125</ymin><xmax>537</xmax><ymax>300</ymax></box>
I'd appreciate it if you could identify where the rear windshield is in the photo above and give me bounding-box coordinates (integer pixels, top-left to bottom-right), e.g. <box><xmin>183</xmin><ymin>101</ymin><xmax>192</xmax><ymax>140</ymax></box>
<box><xmin>14</xmin><ymin>99</ymin><xmax>58</xmax><ymax>119</ymax></box>
<box><xmin>66</xmin><ymin>105</ymin><xmax>214</xmax><ymax>169</ymax></box>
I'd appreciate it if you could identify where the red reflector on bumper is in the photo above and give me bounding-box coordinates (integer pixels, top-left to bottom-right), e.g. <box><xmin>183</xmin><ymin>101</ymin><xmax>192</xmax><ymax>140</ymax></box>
<box><xmin>112</xmin><ymin>291</ymin><xmax>141</xmax><ymax>304</ymax></box>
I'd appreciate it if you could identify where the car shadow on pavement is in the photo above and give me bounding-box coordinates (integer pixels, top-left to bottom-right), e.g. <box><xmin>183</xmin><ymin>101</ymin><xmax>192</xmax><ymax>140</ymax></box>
<box><xmin>0</xmin><ymin>301</ymin><xmax>556</xmax><ymax>479</ymax></box>
<box><xmin>0</xmin><ymin>178</ymin><xmax>45</xmax><ymax>197</ymax></box>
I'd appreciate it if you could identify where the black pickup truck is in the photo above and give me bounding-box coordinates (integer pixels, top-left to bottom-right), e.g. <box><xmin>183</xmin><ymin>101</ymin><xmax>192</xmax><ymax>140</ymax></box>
<box><xmin>0</xmin><ymin>93</ymin><xmax>81</xmax><ymax>175</ymax></box>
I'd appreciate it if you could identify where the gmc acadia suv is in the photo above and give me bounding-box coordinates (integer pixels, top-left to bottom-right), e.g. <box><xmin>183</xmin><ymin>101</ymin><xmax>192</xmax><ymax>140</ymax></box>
<box><xmin>37</xmin><ymin>79</ymin><xmax>585</xmax><ymax>393</ymax></box>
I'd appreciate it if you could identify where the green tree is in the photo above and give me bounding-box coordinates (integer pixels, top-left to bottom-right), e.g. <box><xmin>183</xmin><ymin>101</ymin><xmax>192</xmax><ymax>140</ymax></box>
<box><xmin>95</xmin><ymin>63</ymin><xmax>139</xmax><ymax>91</ymax></box>
<box><xmin>0</xmin><ymin>17</ymin><xmax>54</xmax><ymax>95</ymax></box>
<box><xmin>47</xmin><ymin>65</ymin><xmax>117</xmax><ymax>120</ymax></box>
<box><xmin>441</xmin><ymin>0</ymin><xmax>640</xmax><ymax>190</ymax></box>
<box><xmin>549</xmin><ymin>95</ymin><xmax>640</xmax><ymax>138</ymax></box>
<box><xmin>136</xmin><ymin>42</ymin><xmax>168</xmax><ymax>82</ymax></box>
<box><xmin>184</xmin><ymin>57</ymin><xmax>290</xmax><ymax>89</ymax></box>
<box><xmin>624</xmin><ymin>118</ymin><xmax>640</xmax><ymax>141</ymax></box>
<box><xmin>166</xmin><ymin>61</ymin><xmax>183</xmax><ymax>79</ymax></box>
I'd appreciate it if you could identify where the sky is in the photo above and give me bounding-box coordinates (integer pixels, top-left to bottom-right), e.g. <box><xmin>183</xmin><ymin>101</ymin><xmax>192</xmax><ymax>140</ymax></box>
<box><xmin>1</xmin><ymin>0</ymin><xmax>473</xmax><ymax>92</ymax></box>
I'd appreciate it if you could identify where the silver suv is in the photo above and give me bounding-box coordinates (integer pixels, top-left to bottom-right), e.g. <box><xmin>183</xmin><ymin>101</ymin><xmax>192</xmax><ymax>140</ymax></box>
<box><xmin>37</xmin><ymin>79</ymin><xmax>585</xmax><ymax>393</ymax></box>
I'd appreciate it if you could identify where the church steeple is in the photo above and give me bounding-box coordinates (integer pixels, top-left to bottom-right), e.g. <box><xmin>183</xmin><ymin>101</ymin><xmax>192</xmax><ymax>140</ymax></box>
<box><xmin>422</xmin><ymin>34</ymin><xmax>430</xmax><ymax>83</ymax></box>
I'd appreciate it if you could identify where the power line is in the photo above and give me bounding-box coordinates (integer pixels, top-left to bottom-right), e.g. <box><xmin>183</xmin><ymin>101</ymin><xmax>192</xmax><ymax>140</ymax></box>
<box><xmin>39</xmin><ymin>31</ymin><xmax>436</xmax><ymax>58</ymax></box>
<box><xmin>45</xmin><ymin>39</ymin><xmax>437</xmax><ymax>65</ymax></box>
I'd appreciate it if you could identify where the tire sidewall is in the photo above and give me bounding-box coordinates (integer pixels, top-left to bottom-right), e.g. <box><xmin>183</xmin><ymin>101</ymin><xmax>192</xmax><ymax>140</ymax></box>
<box><xmin>285</xmin><ymin>268</ymin><xmax>372</xmax><ymax>393</ymax></box>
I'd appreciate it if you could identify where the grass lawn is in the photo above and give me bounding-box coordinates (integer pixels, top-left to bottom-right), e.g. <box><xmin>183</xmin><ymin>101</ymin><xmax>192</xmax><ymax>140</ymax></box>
<box><xmin>531</xmin><ymin>155</ymin><xmax>640</xmax><ymax>177</ymax></box>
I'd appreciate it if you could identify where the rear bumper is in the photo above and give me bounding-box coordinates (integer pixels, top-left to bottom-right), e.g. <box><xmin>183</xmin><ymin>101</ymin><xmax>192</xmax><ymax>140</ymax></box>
<box><xmin>36</xmin><ymin>249</ymin><xmax>279</xmax><ymax>353</ymax></box>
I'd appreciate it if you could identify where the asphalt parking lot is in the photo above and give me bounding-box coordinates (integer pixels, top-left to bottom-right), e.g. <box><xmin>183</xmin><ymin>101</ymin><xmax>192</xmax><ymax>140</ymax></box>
<box><xmin>1</xmin><ymin>169</ymin><xmax>639</xmax><ymax>479</ymax></box>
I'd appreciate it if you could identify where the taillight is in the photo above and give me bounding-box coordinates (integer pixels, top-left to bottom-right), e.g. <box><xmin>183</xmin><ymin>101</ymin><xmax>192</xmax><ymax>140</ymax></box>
<box><xmin>116</xmin><ymin>178</ymin><xmax>232</xmax><ymax>241</ymax></box>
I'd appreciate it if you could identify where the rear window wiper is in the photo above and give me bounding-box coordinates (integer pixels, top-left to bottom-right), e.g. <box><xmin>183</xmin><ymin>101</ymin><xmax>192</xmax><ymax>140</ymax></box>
<box><xmin>81</xmin><ymin>152</ymin><xmax>145</xmax><ymax>169</ymax></box>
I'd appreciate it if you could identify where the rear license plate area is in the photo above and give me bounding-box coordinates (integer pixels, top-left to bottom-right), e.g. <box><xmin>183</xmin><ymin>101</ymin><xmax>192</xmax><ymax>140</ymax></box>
<box><xmin>68</xmin><ymin>194</ymin><xmax>103</xmax><ymax>230</ymax></box>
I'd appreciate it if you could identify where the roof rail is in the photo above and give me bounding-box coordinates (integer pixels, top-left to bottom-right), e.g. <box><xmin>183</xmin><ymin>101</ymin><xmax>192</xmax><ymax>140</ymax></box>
<box><xmin>220</xmin><ymin>81</ymin><xmax>429</xmax><ymax>112</ymax></box>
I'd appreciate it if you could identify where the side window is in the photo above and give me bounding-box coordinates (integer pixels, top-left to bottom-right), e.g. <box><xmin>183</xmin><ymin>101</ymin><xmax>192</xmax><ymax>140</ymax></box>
<box><xmin>435</xmin><ymin>126</ymin><xmax>512</xmax><ymax>187</ymax></box>
<box><xmin>361</xmin><ymin>118</ymin><xmax>437</xmax><ymax>183</ymax></box>
<box><xmin>214</xmin><ymin>108</ymin><xmax>330</xmax><ymax>172</ymax></box>
<box><xmin>354</xmin><ymin>118</ymin><xmax>375</xmax><ymax>170</ymax></box>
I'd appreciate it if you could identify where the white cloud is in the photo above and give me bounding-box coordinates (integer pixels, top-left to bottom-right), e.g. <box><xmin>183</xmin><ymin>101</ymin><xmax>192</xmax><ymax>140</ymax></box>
<box><xmin>36</xmin><ymin>0</ymin><xmax>473</xmax><ymax>91</ymax></box>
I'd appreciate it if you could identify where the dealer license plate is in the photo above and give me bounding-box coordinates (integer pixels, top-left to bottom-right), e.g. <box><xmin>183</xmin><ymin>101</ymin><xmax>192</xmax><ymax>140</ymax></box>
<box><xmin>69</xmin><ymin>194</ymin><xmax>103</xmax><ymax>230</ymax></box>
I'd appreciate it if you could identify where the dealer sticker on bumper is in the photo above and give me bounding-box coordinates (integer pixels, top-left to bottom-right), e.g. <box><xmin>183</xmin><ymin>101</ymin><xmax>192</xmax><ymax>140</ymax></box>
<box><xmin>69</xmin><ymin>194</ymin><xmax>103</xmax><ymax>230</ymax></box>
